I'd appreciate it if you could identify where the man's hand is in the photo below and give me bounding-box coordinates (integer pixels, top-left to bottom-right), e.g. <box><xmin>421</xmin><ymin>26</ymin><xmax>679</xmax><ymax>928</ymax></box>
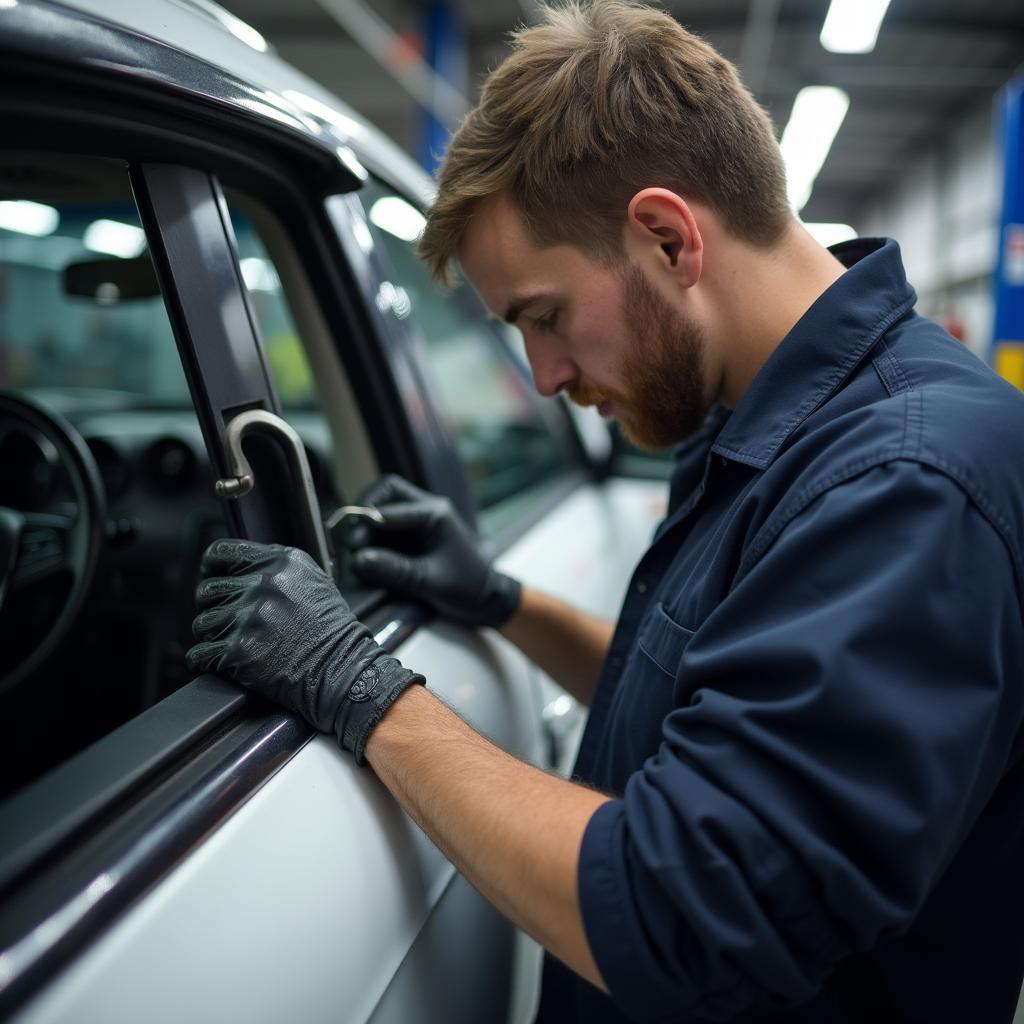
<box><xmin>186</xmin><ymin>539</ymin><xmax>423</xmax><ymax>763</ymax></box>
<box><xmin>345</xmin><ymin>475</ymin><xmax>521</xmax><ymax>629</ymax></box>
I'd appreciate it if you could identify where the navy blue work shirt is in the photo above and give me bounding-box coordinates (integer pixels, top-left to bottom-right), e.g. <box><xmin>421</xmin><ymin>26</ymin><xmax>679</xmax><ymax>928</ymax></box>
<box><xmin>537</xmin><ymin>239</ymin><xmax>1024</xmax><ymax>1023</ymax></box>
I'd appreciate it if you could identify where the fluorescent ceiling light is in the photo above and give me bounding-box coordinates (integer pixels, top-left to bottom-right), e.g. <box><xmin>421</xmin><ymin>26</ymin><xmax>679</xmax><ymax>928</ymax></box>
<box><xmin>803</xmin><ymin>222</ymin><xmax>857</xmax><ymax>248</ymax></box>
<box><xmin>820</xmin><ymin>0</ymin><xmax>892</xmax><ymax>54</ymax></box>
<box><xmin>369</xmin><ymin>196</ymin><xmax>426</xmax><ymax>243</ymax></box>
<box><xmin>0</xmin><ymin>200</ymin><xmax>59</xmax><ymax>237</ymax></box>
<box><xmin>780</xmin><ymin>86</ymin><xmax>850</xmax><ymax>213</ymax></box>
<box><xmin>83</xmin><ymin>219</ymin><xmax>147</xmax><ymax>258</ymax></box>
<box><xmin>240</xmin><ymin>257</ymin><xmax>280</xmax><ymax>292</ymax></box>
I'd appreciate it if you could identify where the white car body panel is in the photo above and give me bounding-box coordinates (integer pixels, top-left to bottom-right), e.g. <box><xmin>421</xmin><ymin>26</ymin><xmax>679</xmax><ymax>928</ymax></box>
<box><xmin>498</xmin><ymin>477</ymin><xmax>669</xmax><ymax>775</ymax></box>
<box><xmin>498</xmin><ymin>478</ymin><xmax>668</xmax><ymax>620</ymax></box>
<box><xmin>14</xmin><ymin>625</ymin><xmax>539</xmax><ymax>1024</ymax></box>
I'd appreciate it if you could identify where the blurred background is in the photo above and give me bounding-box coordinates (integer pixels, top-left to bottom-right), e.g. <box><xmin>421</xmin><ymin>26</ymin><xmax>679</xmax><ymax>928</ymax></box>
<box><xmin>211</xmin><ymin>0</ymin><xmax>1024</xmax><ymax>378</ymax></box>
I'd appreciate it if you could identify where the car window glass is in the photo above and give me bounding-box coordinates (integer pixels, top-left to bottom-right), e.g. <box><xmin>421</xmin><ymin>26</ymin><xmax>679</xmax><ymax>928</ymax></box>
<box><xmin>355</xmin><ymin>179</ymin><xmax>579</xmax><ymax>536</ymax></box>
<box><xmin>227</xmin><ymin>209</ymin><xmax>315</xmax><ymax>412</ymax></box>
<box><xmin>0</xmin><ymin>154</ymin><xmax>225</xmax><ymax>797</ymax></box>
<box><xmin>0</xmin><ymin>162</ymin><xmax>187</xmax><ymax>405</ymax></box>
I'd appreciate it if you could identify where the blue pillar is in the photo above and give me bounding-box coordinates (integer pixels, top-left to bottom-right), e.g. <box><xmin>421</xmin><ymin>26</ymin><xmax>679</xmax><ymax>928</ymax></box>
<box><xmin>418</xmin><ymin>2</ymin><xmax>467</xmax><ymax>176</ymax></box>
<box><xmin>993</xmin><ymin>77</ymin><xmax>1024</xmax><ymax>387</ymax></box>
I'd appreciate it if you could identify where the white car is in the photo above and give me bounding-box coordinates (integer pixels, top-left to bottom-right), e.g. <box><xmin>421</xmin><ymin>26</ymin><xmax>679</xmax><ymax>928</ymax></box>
<box><xmin>0</xmin><ymin>1</ymin><xmax>668</xmax><ymax>1021</ymax></box>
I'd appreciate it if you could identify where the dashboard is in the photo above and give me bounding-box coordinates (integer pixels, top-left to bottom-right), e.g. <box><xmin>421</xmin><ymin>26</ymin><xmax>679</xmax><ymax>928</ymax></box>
<box><xmin>5</xmin><ymin>396</ymin><xmax>342</xmax><ymax>701</ymax></box>
<box><xmin>0</xmin><ymin>394</ymin><xmax>348</xmax><ymax>794</ymax></box>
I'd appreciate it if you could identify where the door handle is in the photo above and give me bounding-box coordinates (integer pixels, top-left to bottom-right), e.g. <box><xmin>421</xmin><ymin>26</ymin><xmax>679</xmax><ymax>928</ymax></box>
<box><xmin>214</xmin><ymin>409</ymin><xmax>334</xmax><ymax>577</ymax></box>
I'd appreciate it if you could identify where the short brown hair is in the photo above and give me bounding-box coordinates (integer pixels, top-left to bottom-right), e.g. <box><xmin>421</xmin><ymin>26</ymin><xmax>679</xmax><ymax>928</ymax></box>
<box><xmin>418</xmin><ymin>0</ymin><xmax>791</xmax><ymax>284</ymax></box>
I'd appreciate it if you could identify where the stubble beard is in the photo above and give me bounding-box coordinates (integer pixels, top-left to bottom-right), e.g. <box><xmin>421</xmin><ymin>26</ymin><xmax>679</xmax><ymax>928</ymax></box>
<box><xmin>568</xmin><ymin>264</ymin><xmax>711</xmax><ymax>451</ymax></box>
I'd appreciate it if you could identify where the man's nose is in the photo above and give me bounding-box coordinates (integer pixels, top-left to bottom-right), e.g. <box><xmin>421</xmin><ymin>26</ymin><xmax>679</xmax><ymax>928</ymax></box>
<box><xmin>525</xmin><ymin>338</ymin><xmax>577</xmax><ymax>398</ymax></box>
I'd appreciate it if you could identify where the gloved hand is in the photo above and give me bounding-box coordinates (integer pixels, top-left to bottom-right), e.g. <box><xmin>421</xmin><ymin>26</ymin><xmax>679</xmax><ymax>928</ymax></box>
<box><xmin>185</xmin><ymin>539</ymin><xmax>423</xmax><ymax>764</ymax></box>
<box><xmin>345</xmin><ymin>475</ymin><xmax>522</xmax><ymax>629</ymax></box>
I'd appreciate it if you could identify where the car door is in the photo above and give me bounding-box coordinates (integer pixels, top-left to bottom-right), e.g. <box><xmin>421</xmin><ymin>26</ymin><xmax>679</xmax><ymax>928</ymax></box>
<box><xmin>0</xmin><ymin>11</ymin><xmax>543</xmax><ymax>1024</ymax></box>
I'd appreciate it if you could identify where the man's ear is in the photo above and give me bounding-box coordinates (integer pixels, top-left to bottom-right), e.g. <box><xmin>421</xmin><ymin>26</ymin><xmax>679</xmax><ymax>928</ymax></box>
<box><xmin>625</xmin><ymin>188</ymin><xmax>703</xmax><ymax>286</ymax></box>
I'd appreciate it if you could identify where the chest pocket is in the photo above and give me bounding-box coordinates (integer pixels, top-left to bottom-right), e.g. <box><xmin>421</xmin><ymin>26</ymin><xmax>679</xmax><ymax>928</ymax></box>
<box><xmin>605</xmin><ymin>603</ymin><xmax>696</xmax><ymax>784</ymax></box>
<box><xmin>637</xmin><ymin>601</ymin><xmax>695</xmax><ymax>680</ymax></box>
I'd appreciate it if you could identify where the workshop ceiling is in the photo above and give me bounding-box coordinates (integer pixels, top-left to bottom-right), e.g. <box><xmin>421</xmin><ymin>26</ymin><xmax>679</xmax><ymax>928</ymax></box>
<box><xmin>224</xmin><ymin>0</ymin><xmax>1024</xmax><ymax>226</ymax></box>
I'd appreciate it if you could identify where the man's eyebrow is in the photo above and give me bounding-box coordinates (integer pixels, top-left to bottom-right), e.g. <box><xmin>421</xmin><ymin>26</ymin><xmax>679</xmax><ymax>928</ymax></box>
<box><xmin>503</xmin><ymin>292</ymin><xmax>553</xmax><ymax>324</ymax></box>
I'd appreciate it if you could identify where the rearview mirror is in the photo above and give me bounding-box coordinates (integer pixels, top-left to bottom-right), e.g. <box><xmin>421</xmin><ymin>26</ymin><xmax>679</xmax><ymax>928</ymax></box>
<box><xmin>63</xmin><ymin>255</ymin><xmax>160</xmax><ymax>301</ymax></box>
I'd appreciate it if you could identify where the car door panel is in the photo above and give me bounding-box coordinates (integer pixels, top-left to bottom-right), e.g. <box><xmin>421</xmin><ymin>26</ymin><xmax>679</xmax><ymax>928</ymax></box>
<box><xmin>11</xmin><ymin>621</ymin><xmax>542</xmax><ymax>1024</ymax></box>
<box><xmin>498</xmin><ymin>478</ymin><xmax>669</xmax><ymax>620</ymax></box>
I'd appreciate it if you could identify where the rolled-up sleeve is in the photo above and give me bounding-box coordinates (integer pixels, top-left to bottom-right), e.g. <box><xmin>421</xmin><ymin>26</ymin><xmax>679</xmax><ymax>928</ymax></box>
<box><xmin>578</xmin><ymin>460</ymin><xmax>1024</xmax><ymax>1023</ymax></box>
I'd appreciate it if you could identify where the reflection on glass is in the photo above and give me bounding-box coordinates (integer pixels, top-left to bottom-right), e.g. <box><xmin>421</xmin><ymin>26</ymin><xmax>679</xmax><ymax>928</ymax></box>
<box><xmin>351</xmin><ymin>216</ymin><xmax>374</xmax><ymax>255</ymax></box>
<box><xmin>0</xmin><ymin>157</ymin><xmax>188</xmax><ymax>406</ymax></box>
<box><xmin>375</xmin><ymin>281</ymin><xmax>411</xmax><ymax>319</ymax></box>
<box><xmin>83</xmin><ymin>219</ymin><xmax>146</xmax><ymax>258</ymax></box>
<box><xmin>240</xmin><ymin>257</ymin><xmax>280</xmax><ymax>293</ymax></box>
<box><xmin>369</xmin><ymin>196</ymin><xmax>426</xmax><ymax>243</ymax></box>
<box><xmin>225</xmin><ymin>197</ymin><xmax>314</xmax><ymax>410</ymax></box>
<box><xmin>0</xmin><ymin>200</ymin><xmax>59</xmax><ymax>237</ymax></box>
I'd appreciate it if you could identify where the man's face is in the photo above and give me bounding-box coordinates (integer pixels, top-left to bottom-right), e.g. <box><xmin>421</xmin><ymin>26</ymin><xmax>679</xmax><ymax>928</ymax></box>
<box><xmin>458</xmin><ymin>196</ymin><xmax>712</xmax><ymax>450</ymax></box>
<box><xmin>602</xmin><ymin>264</ymin><xmax>709</xmax><ymax>449</ymax></box>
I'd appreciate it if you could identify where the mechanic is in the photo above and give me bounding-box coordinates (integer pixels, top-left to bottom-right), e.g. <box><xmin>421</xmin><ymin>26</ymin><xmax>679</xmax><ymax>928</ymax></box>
<box><xmin>186</xmin><ymin>2</ymin><xmax>1024</xmax><ymax>1021</ymax></box>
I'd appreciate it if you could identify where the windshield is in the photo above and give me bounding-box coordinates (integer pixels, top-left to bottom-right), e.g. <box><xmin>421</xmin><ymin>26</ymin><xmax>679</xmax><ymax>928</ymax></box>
<box><xmin>0</xmin><ymin>155</ymin><xmax>188</xmax><ymax>410</ymax></box>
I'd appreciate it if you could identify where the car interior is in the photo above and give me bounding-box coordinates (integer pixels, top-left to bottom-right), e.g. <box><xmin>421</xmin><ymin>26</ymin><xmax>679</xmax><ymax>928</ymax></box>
<box><xmin>0</xmin><ymin>153</ymin><xmax>369</xmax><ymax>799</ymax></box>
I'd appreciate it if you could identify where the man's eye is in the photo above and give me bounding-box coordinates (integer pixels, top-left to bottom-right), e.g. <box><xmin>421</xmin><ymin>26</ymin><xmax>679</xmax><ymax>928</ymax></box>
<box><xmin>533</xmin><ymin>311</ymin><xmax>558</xmax><ymax>333</ymax></box>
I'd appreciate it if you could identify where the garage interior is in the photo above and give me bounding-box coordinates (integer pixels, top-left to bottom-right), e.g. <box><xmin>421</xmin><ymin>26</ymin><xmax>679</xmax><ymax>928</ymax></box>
<box><xmin>2</xmin><ymin>1</ymin><xmax>1024</xmax><ymax>1022</ymax></box>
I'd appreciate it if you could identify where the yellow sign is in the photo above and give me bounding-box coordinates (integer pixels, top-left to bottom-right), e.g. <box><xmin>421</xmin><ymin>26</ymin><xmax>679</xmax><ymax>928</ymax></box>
<box><xmin>994</xmin><ymin>343</ymin><xmax>1024</xmax><ymax>390</ymax></box>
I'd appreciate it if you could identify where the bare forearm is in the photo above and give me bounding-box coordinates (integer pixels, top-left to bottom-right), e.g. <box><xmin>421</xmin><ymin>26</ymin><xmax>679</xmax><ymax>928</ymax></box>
<box><xmin>365</xmin><ymin>684</ymin><xmax>610</xmax><ymax>989</ymax></box>
<box><xmin>499</xmin><ymin>587</ymin><xmax>614</xmax><ymax>706</ymax></box>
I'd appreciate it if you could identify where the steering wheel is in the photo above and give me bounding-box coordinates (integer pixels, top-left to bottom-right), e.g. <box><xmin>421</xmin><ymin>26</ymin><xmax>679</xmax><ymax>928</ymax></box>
<box><xmin>0</xmin><ymin>392</ymin><xmax>105</xmax><ymax>695</ymax></box>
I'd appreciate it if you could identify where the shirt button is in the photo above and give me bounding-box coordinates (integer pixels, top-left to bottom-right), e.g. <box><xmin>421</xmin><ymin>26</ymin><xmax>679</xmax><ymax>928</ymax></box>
<box><xmin>720</xmin><ymin>456</ymin><xmax>729</xmax><ymax>467</ymax></box>
<box><xmin>609</xmin><ymin>653</ymin><xmax>623</xmax><ymax>670</ymax></box>
<box><xmin>636</xmin><ymin>580</ymin><xmax>648</xmax><ymax>594</ymax></box>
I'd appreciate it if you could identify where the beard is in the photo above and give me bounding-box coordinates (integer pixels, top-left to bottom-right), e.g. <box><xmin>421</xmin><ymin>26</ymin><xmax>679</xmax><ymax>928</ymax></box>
<box><xmin>567</xmin><ymin>264</ymin><xmax>711</xmax><ymax>450</ymax></box>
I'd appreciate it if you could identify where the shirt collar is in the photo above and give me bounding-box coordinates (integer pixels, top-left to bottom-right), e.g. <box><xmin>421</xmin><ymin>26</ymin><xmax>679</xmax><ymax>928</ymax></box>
<box><xmin>709</xmin><ymin>237</ymin><xmax>917</xmax><ymax>470</ymax></box>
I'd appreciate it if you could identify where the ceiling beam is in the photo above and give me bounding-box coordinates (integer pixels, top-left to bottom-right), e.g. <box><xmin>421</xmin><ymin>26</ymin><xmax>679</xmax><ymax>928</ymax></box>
<box><xmin>251</xmin><ymin>15</ymin><xmax>1024</xmax><ymax>65</ymax></box>
<box><xmin>766</xmin><ymin>66</ymin><xmax>1017</xmax><ymax>92</ymax></box>
<box><xmin>312</xmin><ymin>0</ymin><xmax>469</xmax><ymax>127</ymax></box>
<box><xmin>738</xmin><ymin>0</ymin><xmax>782</xmax><ymax>96</ymax></box>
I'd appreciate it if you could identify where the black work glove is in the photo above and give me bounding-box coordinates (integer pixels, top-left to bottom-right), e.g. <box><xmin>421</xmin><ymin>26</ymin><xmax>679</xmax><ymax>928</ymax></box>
<box><xmin>186</xmin><ymin>539</ymin><xmax>423</xmax><ymax>764</ymax></box>
<box><xmin>345</xmin><ymin>475</ymin><xmax>522</xmax><ymax>629</ymax></box>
